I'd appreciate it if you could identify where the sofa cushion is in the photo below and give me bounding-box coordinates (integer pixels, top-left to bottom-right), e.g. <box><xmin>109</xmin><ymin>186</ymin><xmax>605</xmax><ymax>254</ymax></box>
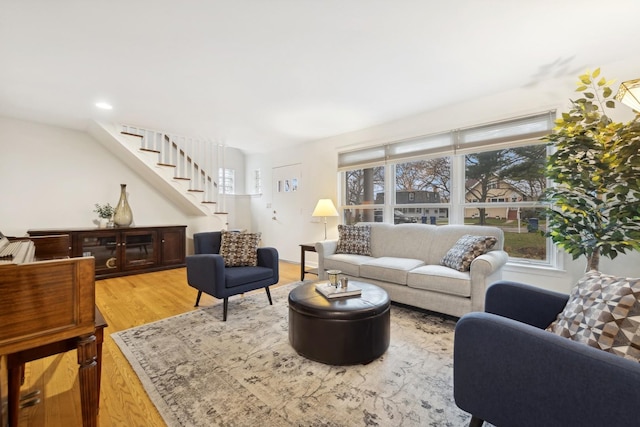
<box><xmin>219</xmin><ymin>230</ymin><xmax>261</xmax><ymax>267</ymax></box>
<box><xmin>360</xmin><ymin>257</ymin><xmax>425</xmax><ymax>285</ymax></box>
<box><xmin>364</xmin><ymin>222</ymin><xmax>435</xmax><ymax>260</ymax></box>
<box><xmin>407</xmin><ymin>265</ymin><xmax>471</xmax><ymax>297</ymax></box>
<box><xmin>546</xmin><ymin>270</ymin><xmax>640</xmax><ymax>363</ymax></box>
<box><xmin>336</xmin><ymin>224</ymin><xmax>372</xmax><ymax>256</ymax></box>
<box><xmin>440</xmin><ymin>235</ymin><xmax>497</xmax><ymax>272</ymax></box>
<box><xmin>323</xmin><ymin>253</ymin><xmax>373</xmax><ymax>277</ymax></box>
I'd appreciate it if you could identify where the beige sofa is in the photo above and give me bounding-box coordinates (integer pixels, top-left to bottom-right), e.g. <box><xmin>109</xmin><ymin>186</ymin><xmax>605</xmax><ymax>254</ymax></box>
<box><xmin>315</xmin><ymin>223</ymin><xmax>509</xmax><ymax>318</ymax></box>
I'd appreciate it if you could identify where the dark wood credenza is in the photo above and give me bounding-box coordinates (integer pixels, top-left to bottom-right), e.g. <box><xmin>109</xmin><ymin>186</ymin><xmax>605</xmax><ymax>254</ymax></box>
<box><xmin>28</xmin><ymin>225</ymin><xmax>186</xmax><ymax>279</ymax></box>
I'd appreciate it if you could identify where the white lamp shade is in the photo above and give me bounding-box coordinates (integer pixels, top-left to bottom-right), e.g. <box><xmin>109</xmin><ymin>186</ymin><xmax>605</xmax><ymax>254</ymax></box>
<box><xmin>312</xmin><ymin>199</ymin><xmax>339</xmax><ymax>217</ymax></box>
<box><xmin>616</xmin><ymin>78</ymin><xmax>640</xmax><ymax>112</ymax></box>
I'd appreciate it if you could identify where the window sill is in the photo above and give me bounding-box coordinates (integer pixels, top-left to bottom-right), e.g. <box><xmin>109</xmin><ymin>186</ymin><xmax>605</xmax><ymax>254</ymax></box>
<box><xmin>503</xmin><ymin>261</ymin><xmax>566</xmax><ymax>278</ymax></box>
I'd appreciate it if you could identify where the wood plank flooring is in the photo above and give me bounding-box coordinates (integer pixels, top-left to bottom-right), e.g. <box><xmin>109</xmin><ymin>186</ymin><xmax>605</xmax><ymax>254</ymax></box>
<box><xmin>12</xmin><ymin>261</ymin><xmax>302</xmax><ymax>427</ymax></box>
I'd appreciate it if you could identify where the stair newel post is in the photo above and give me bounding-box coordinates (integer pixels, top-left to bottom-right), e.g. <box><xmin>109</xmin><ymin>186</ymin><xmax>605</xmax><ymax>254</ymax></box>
<box><xmin>214</xmin><ymin>140</ymin><xmax>220</xmax><ymax>207</ymax></box>
<box><xmin>219</xmin><ymin>142</ymin><xmax>226</xmax><ymax>214</ymax></box>
<box><xmin>170</xmin><ymin>134</ymin><xmax>176</xmax><ymax>169</ymax></box>
<box><xmin>199</xmin><ymin>138</ymin><xmax>206</xmax><ymax>192</ymax></box>
<box><xmin>206</xmin><ymin>139</ymin><xmax>215</xmax><ymax>203</ymax></box>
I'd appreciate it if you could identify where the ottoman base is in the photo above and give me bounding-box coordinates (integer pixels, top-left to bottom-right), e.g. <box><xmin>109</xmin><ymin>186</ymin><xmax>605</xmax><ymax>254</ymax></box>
<box><xmin>288</xmin><ymin>281</ymin><xmax>391</xmax><ymax>365</ymax></box>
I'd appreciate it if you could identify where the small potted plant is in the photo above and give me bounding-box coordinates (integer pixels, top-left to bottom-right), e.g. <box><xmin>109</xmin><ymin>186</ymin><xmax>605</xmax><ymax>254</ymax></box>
<box><xmin>94</xmin><ymin>203</ymin><xmax>114</xmax><ymax>228</ymax></box>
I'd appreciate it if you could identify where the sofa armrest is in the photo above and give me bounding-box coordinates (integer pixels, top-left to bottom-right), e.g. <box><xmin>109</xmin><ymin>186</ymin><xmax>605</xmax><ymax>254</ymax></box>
<box><xmin>470</xmin><ymin>250</ymin><xmax>508</xmax><ymax>276</ymax></box>
<box><xmin>315</xmin><ymin>240</ymin><xmax>338</xmax><ymax>279</ymax></box>
<box><xmin>485</xmin><ymin>280</ymin><xmax>569</xmax><ymax>329</ymax></box>
<box><xmin>468</xmin><ymin>250</ymin><xmax>508</xmax><ymax>312</ymax></box>
<box><xmin>315</xmin><ymin>240</ymin><xmax>338</xmax><ymax>257</ymax></box>
<box><xmin>185</xmin><ymin>253</ymin><xmax>226</xmax><ymax>294</ymax></box>
<box><xmin>454</xmin><ymin>312</ymin><xmax>640</xmax><ymax>427</ymax></box>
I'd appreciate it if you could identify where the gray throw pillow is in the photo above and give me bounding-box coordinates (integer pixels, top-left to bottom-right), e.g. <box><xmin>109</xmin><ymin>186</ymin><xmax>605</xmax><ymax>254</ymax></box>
<box><xmin>440</xmin><ymin>234</ymin><xmax>497</xmax><ymax>271</ymax></box>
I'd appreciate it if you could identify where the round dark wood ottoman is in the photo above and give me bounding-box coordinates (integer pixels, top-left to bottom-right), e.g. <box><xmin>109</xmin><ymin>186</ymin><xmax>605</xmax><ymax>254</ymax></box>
<box><xmin>288</xmin><ymin>281</ymin><xmax>390</xmax><ymax>365</ymax></box>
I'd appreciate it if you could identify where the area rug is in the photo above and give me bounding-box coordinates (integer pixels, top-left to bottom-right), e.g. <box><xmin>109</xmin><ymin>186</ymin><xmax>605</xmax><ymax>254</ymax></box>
<box><xmin>112</xmin><ymin>282</ymin><xmax>471</xmax><ymax>427</ymax></box>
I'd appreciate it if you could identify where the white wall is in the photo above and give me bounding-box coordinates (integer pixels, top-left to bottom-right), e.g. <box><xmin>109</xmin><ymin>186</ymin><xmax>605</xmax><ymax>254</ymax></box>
<box><xmin>246</xmin><ymin>57</ymin><xmax>640</xmax><ymax>293</ymax></box>
<box><xmin>0</xmin><ymin>116</ymin><xmax>209</xmax><ymax>247</ymax></box>
<box><xmin>246</xmin><ymin>142</ymin><xmax>340</xmax><ymax>264</ymax></box>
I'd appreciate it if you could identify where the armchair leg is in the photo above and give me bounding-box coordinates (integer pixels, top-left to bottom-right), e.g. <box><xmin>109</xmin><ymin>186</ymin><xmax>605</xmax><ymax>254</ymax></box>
<box><xmin>469</xmin><ymin>415</ymin><xmax>484</xmax><ymax>427</ymax></box>
<box><xmin>223</xmin><ymin>298</ymin><xmax>228</xmax><ymax>321</ymax></box>
<box><xmin>194</xmin><ymin>291</ymin><xmax>203</xmax><ymax>307</ymax></box>
<box><xmin>265</xmin><ymin>287</ymin><xmax>273</xmax><ymax>305</ymax></box>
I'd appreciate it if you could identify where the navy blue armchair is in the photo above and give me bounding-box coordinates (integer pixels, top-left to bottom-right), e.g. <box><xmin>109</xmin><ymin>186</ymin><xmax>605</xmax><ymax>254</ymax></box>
<box><xmin>454</xmin><ymin>280</ymin><xmax>640</xmax><ymax>427</ymax></box>
<box><xmin>186</xmin><ymin>231</ymin><xmax>279</xmax><ymax>321</ymax></box>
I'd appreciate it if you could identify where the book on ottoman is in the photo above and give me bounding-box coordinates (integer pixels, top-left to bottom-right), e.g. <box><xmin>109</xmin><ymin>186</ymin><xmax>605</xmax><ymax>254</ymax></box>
<box><xmin>315</xmin><ymin>280</ymin><xmax>362</xmax><ymax>299</ymax></box>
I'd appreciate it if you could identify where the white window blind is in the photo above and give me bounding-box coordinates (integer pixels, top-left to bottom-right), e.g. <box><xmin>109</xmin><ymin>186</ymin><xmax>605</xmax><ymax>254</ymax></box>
<box><xmin>457</xmin><ymin>111</ymin><xmax>556</xmax><ymax>149</ymax></box>
<box><xmin>338</xmin><ymin>111</ymin><xmax>555</xmax><ymax>169</ymax></box>
<box><xmin>338</xmin><ymin>145</ymin><xmax>387</xmax><ymax>170</ymax></box>
<box><xmin>386</xmin><ymin>132</ymin><xmax>452</xmax><ymax>162</ymax></box>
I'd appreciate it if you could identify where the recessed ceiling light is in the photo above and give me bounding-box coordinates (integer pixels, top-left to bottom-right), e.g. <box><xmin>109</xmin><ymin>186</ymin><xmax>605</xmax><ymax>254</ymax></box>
<box><xmin>95</xmin><ymin>102</ymin><xmax>113</xmax><ymax>110</ymax></box>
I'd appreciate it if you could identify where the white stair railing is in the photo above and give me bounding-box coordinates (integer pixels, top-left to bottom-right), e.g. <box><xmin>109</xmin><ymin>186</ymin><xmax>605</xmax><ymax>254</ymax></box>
<box><xmin>121</xmin><ymin>124</ymin><xmax>220</xmax><ymax>206</ymax></box>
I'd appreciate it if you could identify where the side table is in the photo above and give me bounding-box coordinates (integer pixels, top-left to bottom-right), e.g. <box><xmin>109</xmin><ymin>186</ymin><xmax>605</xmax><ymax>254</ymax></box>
<box><xmin>299</xmin><ymin>243</ymin><xmax>318</xmax><ymax>281</ymax></box>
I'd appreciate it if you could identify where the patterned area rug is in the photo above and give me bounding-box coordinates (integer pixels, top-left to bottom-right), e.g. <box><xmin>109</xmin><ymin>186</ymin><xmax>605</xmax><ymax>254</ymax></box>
<box><xmin>112</xmin><ymin>282</ymin><xmax>472</xmax><ymax>427</ymax></box>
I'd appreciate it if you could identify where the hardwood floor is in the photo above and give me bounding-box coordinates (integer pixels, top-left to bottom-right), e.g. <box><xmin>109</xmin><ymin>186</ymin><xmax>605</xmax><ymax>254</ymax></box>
<box><xmin>12</xmin><ymin>261</ymin><xmax>302</xmax><ymax>427</ymax></box>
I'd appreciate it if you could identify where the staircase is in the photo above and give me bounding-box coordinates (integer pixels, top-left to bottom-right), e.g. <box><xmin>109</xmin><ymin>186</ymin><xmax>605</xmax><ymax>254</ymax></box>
<box><xmin>88</xmin><ymin>121</ymin><xmax>227</xmax><ymax>221</ymax></box>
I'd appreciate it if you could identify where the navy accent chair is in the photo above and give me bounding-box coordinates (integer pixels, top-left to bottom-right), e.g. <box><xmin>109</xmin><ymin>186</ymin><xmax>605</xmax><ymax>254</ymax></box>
<box><xmin>453</xmin><ymin>280</ymin><xmax>640</xmax><ymax>427</ymax></box>
<box><xmin>186</xmin><ymin>231</ymin><xmax>279</xmax><ymax>321</ymax></box>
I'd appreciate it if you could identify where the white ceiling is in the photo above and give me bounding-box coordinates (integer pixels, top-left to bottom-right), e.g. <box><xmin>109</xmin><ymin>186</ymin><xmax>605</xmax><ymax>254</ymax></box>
<box><xmin>1</xmin><ymin>0</ymin><xmax>639</xmax><ymax>154</ymax></box>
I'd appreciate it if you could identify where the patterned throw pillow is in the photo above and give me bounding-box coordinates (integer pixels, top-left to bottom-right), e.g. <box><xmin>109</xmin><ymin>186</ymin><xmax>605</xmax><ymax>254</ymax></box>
<box><xmin>546</xmin><ymin>270</ymin><xmax>640</xmax><ymax>362</ymax></box>
<box><xmin>335</xmin><ymin>225</ymin><xmax>372</xmax><ymax>256</ymax></box>
<box><xmin>219</xmin><ymin>230</ymin><xmax>261</xmax><ymax>267</ymax></box>
<box><xmin>440</xmin><ymin>235</ymin><xmax>497</xmax><ymax>272</ymax></box>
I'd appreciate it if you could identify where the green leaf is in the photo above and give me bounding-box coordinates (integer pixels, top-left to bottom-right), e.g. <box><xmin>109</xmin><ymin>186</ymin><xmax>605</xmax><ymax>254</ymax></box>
<box><xmin>593</xmin><ymin>68</ymin><xmax>601</xmax><ymax>78</ymax></box>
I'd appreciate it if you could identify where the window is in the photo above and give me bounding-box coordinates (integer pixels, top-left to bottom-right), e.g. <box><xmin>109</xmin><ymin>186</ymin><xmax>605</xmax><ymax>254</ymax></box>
<box><xmin>218</xmin><ymin>168</ymin><xmax>235</xmax><ymax>194</ymax></box>
<box><xmin>343</xmin><ymin>166</ymin><xmax>385</xmax><ymax>224</ymax></box>
<box><xmin>338</xmin><ymin>112</ymin><xmax>555</xmax><ymax>266</ymax></box>
<box><xmin>464</xmin><ymin>145</ymin><xmax>548</xmax><ymax>261</ymax></box>
<box><xmin>394</xmin><ymin>157</ymin><xmax>451</xmax><ymax>224</ymax></box>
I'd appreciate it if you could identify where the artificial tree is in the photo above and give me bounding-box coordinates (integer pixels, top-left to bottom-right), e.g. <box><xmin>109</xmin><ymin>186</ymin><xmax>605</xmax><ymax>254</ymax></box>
<box><xmin>543</xmin><ymin>69</ymin><xmax>640</xmax><ymax>271</ymax></box>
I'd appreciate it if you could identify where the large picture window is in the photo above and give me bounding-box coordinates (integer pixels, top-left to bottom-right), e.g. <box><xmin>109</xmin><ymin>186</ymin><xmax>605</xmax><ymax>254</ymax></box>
<box><xmin>338</xmin><ymin>112</ymin><xmax>555</xmax><ymax>266</ymax></box>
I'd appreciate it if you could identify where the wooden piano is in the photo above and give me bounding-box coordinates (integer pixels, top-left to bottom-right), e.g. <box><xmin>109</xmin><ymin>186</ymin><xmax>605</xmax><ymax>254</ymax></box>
<box><xmin>0</xmin><ymin>233</ymin><xmax>98</xmax><ymax>427</ymax></box>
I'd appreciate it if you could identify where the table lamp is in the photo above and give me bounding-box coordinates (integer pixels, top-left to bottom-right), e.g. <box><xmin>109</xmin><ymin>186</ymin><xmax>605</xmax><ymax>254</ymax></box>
<box><xmin>616</xmin><ymin>78</ymin><xmax>640</xmax><ymax>111</ymax></box>
<box><xmin>312</xmin><ymin>199</ymin><xmax>339</xmax><ymax>239</ymax></box>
